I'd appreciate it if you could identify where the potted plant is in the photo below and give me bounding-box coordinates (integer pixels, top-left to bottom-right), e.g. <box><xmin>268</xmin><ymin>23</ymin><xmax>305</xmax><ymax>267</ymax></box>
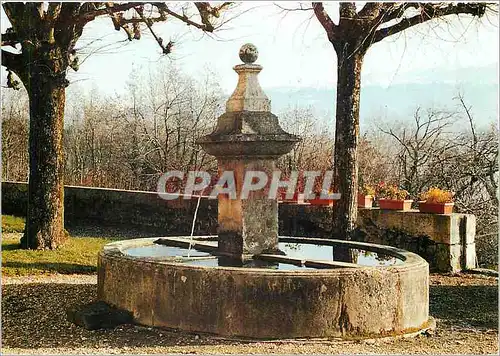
<box><xmin>358</xmin><ymin>184</ymin><xmax>375</xmax><ymax>208</ymax></box>
<box><xmin>307</xmin><ymin>190</ymin><xmax>336</xmax><ymax>206</ymax></box>
<box><xmin>375</xmin><ymin>182</ymin><xmax>412</xmax><ymax>211</ymax></box>
<box><xmin>418</xmin><ymin>187</ymin><xmax>454</xmax><ymax>214</ymax></box>
<box><xmin>306</xmin><ymin>172</ymin><xmax>335</xmax><ymax>206</ymax></box>
<box><xmin>279</xmin><ymin>188</ymin><xmax>301</xmax><ymax>203</ymax></box>
<box><xmin>278</xmin><ymin>174</ymin><xmax>304</xmax><ymax>204</ymax></box>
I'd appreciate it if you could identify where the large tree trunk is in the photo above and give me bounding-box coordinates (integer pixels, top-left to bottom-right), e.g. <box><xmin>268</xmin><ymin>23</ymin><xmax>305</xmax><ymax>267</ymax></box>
<box><xmin>20</xmin><ymin>66</ymin><xmax>68</xmax><ymax>249</ymax></box>
<box><xmin>331</xmin><ymin>45</ymin><xmax>364</xmax><ymax>261</ymax></box>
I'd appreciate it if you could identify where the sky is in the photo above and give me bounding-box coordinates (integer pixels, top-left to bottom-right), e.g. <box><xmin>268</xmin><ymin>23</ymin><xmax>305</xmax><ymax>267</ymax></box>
<box><xmin>1</xmin><ymin>2</ymin><xmax>499</xmax><ymax>96</ymax></box>
<box><xmin>1</xmin><ymin>1</ymin><xmax>499</xmax><ymax>118</ymax></box>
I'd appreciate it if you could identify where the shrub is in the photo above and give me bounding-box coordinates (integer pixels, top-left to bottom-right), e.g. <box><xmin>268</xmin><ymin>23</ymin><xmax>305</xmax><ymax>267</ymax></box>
<box><xmin>419</xmin><ymin>187</ymin><xmax>453</xmax><ymax>204</ymax></box>
<box><xmin>476</xmin><ymin>232</ymin><xmax>498</xmax><ymax>270</ymax></box>
<box><xmin>375</xmin><ymin>182</ymin><xmax>409</xmax><ymax>200</ymax></box>
<box><xmin>359</xmin><ymin>184</ymin><xmax>375</xmax><ymax>196</ymax></box>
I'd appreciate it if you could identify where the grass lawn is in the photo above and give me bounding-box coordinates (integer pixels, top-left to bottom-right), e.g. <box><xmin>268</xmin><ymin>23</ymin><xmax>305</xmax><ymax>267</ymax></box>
<box><xmin>2</xmin><ymin>215</ymin><xmax>26</xmax><ymax>233</ymax></box>
<box><xmin>2</xmin><ymin>215</ymin><xmax>111</xmax><ymax>276</ymax></box>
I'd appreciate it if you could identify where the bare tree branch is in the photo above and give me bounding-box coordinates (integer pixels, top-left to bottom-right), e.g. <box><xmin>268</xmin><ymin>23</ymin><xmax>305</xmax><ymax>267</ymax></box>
<box><xmin>455</xmin><ymin>92</ymin><xmax>477</xmax><ymax>147</ymax></box>
<box><xmin>1</xmin><ymin>49</ymin><xmax>23</xmax><ymax>74</ymax></box>
<box><xmin>358</xmin><ymin>3</ymin><xmax>383</xmax><ymax>18</ymax></box>
<box><xmin>373</xmin><ymin>2</ymin><xmax>487</xmax><ymax>43</ymax></box>
<box><xmin>2</xmin><ymin>3</ymin><xmax>24</xmax><ymax>28</ymax></box>
<box><xmin>274</xmin><ymin>2</ymin><xmax>313</xmax><ymax>12</ymax></box>
<box><xmin>1</xmin><ymin>29</ymin><xmax>19</xmax><ymax>47</ymax></box>
<box><xmin>339</xmin><ymin>2</ymin><xmax>357</xmax><ymax>21</ymax></box>
<box><xmin>46</xmin><ymin>2</ymin><xmax>62</xmax><ymax>22</ymax></box>
<box><xmin>154</xmin><ymin>3</ymin><xmax>210</xmax><ymax>31</ymax></box>
<box><xmin>312</xmin><ymin>2</ymin><xmax>336</xmax><ymax>40</ymax></box>
<box><xmin>134</xmin><ymin>5</ymin><xmax>172</xmax><ymax>54</ymax></box>
<box><xmin>76</xmin><ymin>2</ymin><xmax>144</xmax><ymax>24</ymax></box>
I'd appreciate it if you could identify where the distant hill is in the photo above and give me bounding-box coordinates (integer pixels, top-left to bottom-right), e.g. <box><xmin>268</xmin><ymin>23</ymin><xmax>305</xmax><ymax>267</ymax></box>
<box><xmin>265</xmin><ymin>65</ymin><xmax>498</xmax><ymax>130</ymax></box>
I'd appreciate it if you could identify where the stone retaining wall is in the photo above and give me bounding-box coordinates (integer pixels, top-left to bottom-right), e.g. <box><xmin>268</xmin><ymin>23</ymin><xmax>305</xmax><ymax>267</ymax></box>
<box><xmin>1</xmin><ymin>181</ymin><xmax>476</xmax><ymax>272</ymax></box>
<box><xmin>1</xmin><ymin>181</ymin><xmax>217</xmax><ymax>236</ymax></box>
<box><xmin>279</xmin><ymin>204</ymin><xmax>476</xmax><ymax>272</ymax></box>
<box><xmin>356</xmin><ymin>209</ymin><xmax>476</xmax><ymax>273</ymax></box>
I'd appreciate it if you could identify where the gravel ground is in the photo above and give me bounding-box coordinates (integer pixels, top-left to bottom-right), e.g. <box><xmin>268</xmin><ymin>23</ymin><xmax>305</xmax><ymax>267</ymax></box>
<box><xmin>1</xmin><ymin>273</ymin><xmax>498</xmax><ymax>355</ymax></box>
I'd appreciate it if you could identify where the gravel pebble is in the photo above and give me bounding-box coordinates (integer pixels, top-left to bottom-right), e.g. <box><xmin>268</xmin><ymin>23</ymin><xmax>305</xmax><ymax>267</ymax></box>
<box><xmin>1</xmin><ymin>273</ymin><xmax>497</xmax><ymax>354</ymax></box>
<box><xmin>2</xmin><ymin>274</ymin><xmax>97</xmax><ymax>285</ymax></box>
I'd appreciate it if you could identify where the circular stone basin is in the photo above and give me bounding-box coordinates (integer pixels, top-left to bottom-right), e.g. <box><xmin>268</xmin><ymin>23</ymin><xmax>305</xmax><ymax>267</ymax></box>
<box><xmin>98</xmin><ymin>236</ymin><xmax>430</xmax><ymax>339</ymax></box>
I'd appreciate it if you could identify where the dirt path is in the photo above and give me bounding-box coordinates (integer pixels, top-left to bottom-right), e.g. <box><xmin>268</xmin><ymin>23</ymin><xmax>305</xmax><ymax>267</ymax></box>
<box><xmin>1</xmin><ymin>273</ymin><xmax>497</xmax><ymax>354</ymax></box>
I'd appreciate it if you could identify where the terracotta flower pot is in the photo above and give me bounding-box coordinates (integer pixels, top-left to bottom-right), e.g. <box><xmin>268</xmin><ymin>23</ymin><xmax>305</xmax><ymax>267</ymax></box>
<box><xmin>358</xmin><ymin>194</ymin><xmax>373</xmax><ymax>208</ymax></box>
<box><xmin>378</xmin><ymin>199</ymin><xmax>413</xmax><ymax>211</ymax></box>
<box><xmin>306</xmin><ymin>198</ymin><xmax>335</xmax><ymax>206</ymax></box>
<box><xmin>418</xmin><ymin>201</ymin><xmax>454</xmax><ymax>214</ymax></box>
<box><xmin>279</xmin><ymin>191</ymin><xmax>305</xmax><ymax>204</ymax></box>
<box><xmin>279</xmin><ymin>190</ymin><xmax>295</xmax><ymax>201</ymax></box>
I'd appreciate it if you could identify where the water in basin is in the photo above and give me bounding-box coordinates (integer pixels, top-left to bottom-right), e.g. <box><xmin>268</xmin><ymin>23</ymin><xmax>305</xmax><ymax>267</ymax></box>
<box><xmin>124</xmin><ymin>244</ymin><xmax>210</xmax><ymax>258</ymax></box>
<box><xmin>279</xmin><ymin>242</ymin><xmax>403</xmax><ymax>266</ymax></box>
<box><xmin>123</xmin><ymin>241</ymin><xmax>402</xmax><ymax>267</ymax></box>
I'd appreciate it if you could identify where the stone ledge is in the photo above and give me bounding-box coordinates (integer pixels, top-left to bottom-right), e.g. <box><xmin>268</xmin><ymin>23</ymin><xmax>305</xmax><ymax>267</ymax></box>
<box><xmin>358</xmin><ymin>208</ymin><xmax>471</xmax><ymax>245</ymax></box>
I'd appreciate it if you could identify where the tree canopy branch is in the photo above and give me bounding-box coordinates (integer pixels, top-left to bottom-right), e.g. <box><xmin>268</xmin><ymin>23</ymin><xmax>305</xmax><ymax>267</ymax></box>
<box><xmin>358</xmin><ymin>3</ymin><xmax>384</xmax><ymax>19</ymax></box>
<box><xmin>312</xmin><ymin>2</ymin><xmax>336</xmax><ymax>40</ymax></box>
<box><xmin>154</xmin><ymin>3</ymin><xmax>212</xmax><ymax>31</ymax></box>
<box><xmin>373</xmin><ymin>2</ymin><xmax>487</xmax><ymax>43</ymax></box>
<box><xmin>1</xmin><ymin>49</ymin><xmax>23</xmax><ymax>74</ymax></box>
<box><xmin>54</xmin><ymin>3</ymin><xmax>84</xmax><ymax>45</ymax></box>
<box><xmin>1</xmin><ymin>29</ymin><xmax>20</xmax><ymax>47</ymax></box>
<box><xmin>77</xmin><ymin>2</ymin><xmax>144</xmax><ymax>24</ymax></box>
<box><xmin>2</xmin><ymin>3</ymin><xmax>24</xmax><ymax>28</ymax></box>
<box><xmin>46</xmin><ymin>3</ymin><xmax>62</xmax><ymax>22</ymax></box>
<box><xmin>339</xmin><ymin>2</ymin><xmax>357</xmax><ymax>21</ymax></box>
<box><xmin>155</xmin><ymin>2</ymin><xmax>233</xmax><ymax>32</ymax></box>
<box><xmin>135</xmin><ymin>6</ymin><xmax>172</xmax><ymax>53</ymax></box>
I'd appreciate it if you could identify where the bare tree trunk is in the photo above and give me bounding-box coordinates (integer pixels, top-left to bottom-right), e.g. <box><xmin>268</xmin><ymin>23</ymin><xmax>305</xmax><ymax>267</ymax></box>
<box><xmin>332</xmin><ymin>48</ymin><xmax>364</xmax><ymax>237</ymax></box>
<box><xmin>20</xmin><ymin>71</ymin><xmax>67</xmax><ymax>249</ymax></box>
<box><xmin>2</xmin><ymin>1</ymin><xmax>229</xmax><ymax>248</ymax></box>
<box><xmin>332</xmin><ymin>46</ymin><xmax>364</xmax><ymax>262</ymax></box>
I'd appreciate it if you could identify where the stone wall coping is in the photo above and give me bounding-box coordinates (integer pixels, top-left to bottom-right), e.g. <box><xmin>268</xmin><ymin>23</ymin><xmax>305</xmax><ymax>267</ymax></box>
<box><xmin>1</xmin><ymin>181</ymin><xmax>211</xmax><ymax>199</ymax></box>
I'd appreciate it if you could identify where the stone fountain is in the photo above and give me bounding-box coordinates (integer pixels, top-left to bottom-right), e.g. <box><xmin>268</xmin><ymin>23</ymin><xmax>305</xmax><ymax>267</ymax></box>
<box><xmin>97</xmin><ymin>44</ymin><xmax>432</xmax><ymax>339</ymax></box>
<box><xmin>196</xmin><ymin>43</ymin><xmax>300</xmax><ymax>262</ymax></box>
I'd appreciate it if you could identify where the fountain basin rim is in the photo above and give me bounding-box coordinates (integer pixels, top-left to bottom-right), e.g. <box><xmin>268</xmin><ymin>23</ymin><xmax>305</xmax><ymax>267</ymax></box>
<box><xmin>99</xmin><ymin>236</ymin><xmax>430</xmax><ymax>338</ymax></box>
<box><xmin>101</xmin><ymin>236</ymin><xmax>427</xmax><ymax>274</ymax></box>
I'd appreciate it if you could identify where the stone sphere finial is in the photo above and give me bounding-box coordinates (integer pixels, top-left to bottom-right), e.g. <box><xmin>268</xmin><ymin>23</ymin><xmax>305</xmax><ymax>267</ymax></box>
<box><xmin>239</xmin><ymin>43</ymin><xmax>258</xmax><ymax>64</ymax></box>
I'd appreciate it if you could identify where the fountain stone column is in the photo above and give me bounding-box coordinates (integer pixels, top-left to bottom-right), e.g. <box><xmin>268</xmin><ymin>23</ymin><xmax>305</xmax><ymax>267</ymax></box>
<box><xmin>197</xmin><ymin>44</ymin><xmax>300</xmax><ymax>259</ymax></box>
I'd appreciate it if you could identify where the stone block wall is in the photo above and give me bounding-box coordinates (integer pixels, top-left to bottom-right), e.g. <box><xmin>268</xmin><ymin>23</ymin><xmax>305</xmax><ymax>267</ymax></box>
<box><xmin>1</xmin><ymin>181</ymin><xmax>218</xmax><ymax>236</ymax></box>
<box><xmin>356</xmin><ymin>209</ymin><xmax>476</xmax><ymax>272</ymax></box>
<box><xmin>278</xmin><ymin>204</ymin><xmax>476</xmax><ymax>272</ymax></box>
<box><xmin>2</xmin><ymin>181</ymin><xmax>476</xmax><ymax>272</ymax></box>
